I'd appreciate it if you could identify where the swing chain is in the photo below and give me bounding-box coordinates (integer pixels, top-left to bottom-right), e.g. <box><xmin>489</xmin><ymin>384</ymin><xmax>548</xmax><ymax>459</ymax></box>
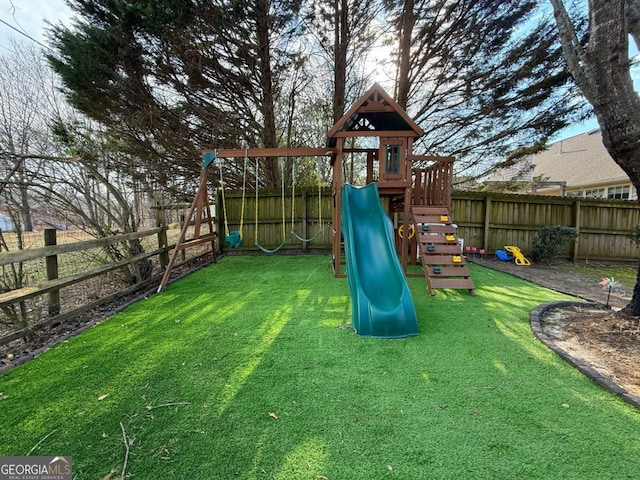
<box><xmin>290</xmin><ymin>158</ymin><xmax>324</xmax><ymax>244</ymax></box>
<box><xmin>254</xmin><ymin>157</ymin><xmax>287</xmax><ymax>254</ymax></box>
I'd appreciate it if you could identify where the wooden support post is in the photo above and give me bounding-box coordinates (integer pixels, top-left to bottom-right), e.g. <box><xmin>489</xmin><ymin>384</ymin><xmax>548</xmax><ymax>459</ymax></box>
<box><xmin>401</xmin><ymin>187</ymin><xmax>411</xmax><ymax>272</ymax></box>
<box><xmin>202</xmin><ymin>187</ymin><xmax>217</xmax><ymax>263</ymax></box>
<box><xmin>332</xmin><ymin>141</ymin><xmax>343</xmax><ymax>276</ymax></box>
<box><xmin>366</xmin><ymin>150</ymin><xmax>374</xmax><ymax>183</ymax></box>
<box><xmin>158</xmin><ymin>168</ymin><xmax>209</xmax><ymax>292</ymax></box>
<box><xmin>44</xmin><ymin>229</ymin><xmax>60</xmax><ymax>316</ymax></box>
<box><xmin>302</xmin><ymin>190</ymin><xmax>308</xmax><ymax>252</ymax></box>
<box><xmin>216</xmin><ymin>190</ymin><xmax>224</xmax><ymax>254</ymax></box>
<box><xmin>154</xmin><ymin>201</ymin><xmax>169</xmax><ymax>268</ymax></box>
<box><xmin>179</xmin><ymin>214</ymin><xmax>186</xmax><ymax>261</ymax></box>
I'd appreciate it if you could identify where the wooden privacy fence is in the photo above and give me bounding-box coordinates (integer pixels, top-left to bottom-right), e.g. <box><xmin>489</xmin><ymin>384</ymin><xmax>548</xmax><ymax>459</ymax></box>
<box><xmin>217</xmin><ymin>187</ymin><xmax>333</xmax><ymax>252</ymax></box>
<box><xmin>451</xmin><ymin>191</ymin><xmax>640</xmax><ymax>262</ymax></box>
<box><xmin>220</xmin><ymin>188</ymin><xmax>640</xmax><ymax>261</ymax></box>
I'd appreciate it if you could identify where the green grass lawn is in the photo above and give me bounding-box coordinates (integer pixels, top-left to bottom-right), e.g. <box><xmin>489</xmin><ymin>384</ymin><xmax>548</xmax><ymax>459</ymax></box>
<box><xmin>1</xmin><ymin>255</ymin><xmax>639</xmax><ymax>479</ymax></box>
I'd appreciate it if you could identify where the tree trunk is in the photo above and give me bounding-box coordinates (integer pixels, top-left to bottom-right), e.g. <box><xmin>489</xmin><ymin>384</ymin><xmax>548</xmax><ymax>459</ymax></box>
<box><xmin>622</xmin><ymin>259</ymin><xmax>640</xmax><ymax>316</ymax></box>
<box><xmin>583</xmin><ymin>0</ymin><xmax>640</xmax><ymax>187</ymax></box>
<box><xmin>19</xmin><ymin>181</ymin><xmax>33</xmax><ymax>232</ymax></box>
<box><xmin>576</xmin><ymin>0</ymin><xmax>640</xmax><ymax>315</ymax></box>
<box><xmin>551</xmin><ymin>0</ymin><xmax>640</xmax><ymax>314</ymax></box>
<box><xmin>395</xmin><ymin>0</ymin><xmax>415</xmax><ymax>110</ymax></box>
<box><xmin>256</xmin><ymin>0</ymin><xmax>280</xmax><ymax>188</ymax></box>
<box><xmin>628</xmin><ymin>0</ymin><xmax>640</xmax><ymax>47</ymax></box>
<box><xmin>333</xmin><ymin>0</ymin><xmax>348</xmax><ymax>123</ymax></box>
<box><xmin>16</xmin><ymin>167</ymin><xmax>33</xmax><ymax>232</ymax></box>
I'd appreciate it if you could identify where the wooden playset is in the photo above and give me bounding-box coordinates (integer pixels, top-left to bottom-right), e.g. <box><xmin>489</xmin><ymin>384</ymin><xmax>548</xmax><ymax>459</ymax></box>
<box><xmin>158</xmin><ymin>84</ymin><xmax>475</xmax><ymax>296</ymax></box>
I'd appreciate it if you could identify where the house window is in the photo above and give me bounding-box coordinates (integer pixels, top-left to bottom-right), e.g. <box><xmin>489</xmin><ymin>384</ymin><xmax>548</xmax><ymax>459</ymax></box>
<box><xmin>584</xmin><ymin>188</ymin><xmax>606</xmax><ymax>199</ymax></box>
<box><xmin>607</xmin><ymin>185</ymin><xmax>630</xmax><ymax>200</ymax></box>
<box><xmin>567</xmin><ymin>190</ymin><xmax>583</xmax><ymax>198</ymax></box>
<box><xmin>385</xmin><ymin>145</ymin><xmax>400</xmax><ymax>175</ymax></box>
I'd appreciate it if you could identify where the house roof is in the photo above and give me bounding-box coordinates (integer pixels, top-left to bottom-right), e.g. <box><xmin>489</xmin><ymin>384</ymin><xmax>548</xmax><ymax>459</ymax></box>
<box><xmin>327</xmin><ymin>83</ymin><xmax>424</xmax><ymax>139</ymax></box>
<box><xmin>532</xmin><ymin>130</ymin><xmax>629</xmax><ymax>188</ymax></box>
<box><xmin>487</xmin><ymin>129</ymin><xmax>629</xmax><ymax>188</ymax></box>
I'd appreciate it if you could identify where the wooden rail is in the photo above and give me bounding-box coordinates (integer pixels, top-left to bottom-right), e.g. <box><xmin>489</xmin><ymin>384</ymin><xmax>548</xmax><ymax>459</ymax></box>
<box><xmin>0</xmin><ymin>226</ymin><xmax>210</xmax><ymax>348</ymax></box>
<box><xmin>0</xmin><ymin>228</ymin><xmax>163</xmax><ymax>266</ymax></box>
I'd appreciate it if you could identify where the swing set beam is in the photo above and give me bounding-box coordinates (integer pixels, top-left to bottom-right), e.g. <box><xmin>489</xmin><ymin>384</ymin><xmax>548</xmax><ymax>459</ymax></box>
<box><xmin>211</xmin><ymin>148</ymin><xmax>334</xmax><ymax>159</ymax></box>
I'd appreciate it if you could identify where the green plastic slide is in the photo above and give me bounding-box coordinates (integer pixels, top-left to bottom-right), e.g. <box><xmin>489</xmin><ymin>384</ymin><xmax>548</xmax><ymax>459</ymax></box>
<box><xmin>341</xmin><ymin>183</ymin><xmax>418</xmax><ymax>338</ymax></box>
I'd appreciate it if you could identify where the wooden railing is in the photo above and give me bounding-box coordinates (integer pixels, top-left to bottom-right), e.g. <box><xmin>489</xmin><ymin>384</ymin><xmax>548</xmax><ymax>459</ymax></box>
<box><xmin>412</xmin><ymin>156</ymin><xmax>455</xmax><ymax>208</ymax></box>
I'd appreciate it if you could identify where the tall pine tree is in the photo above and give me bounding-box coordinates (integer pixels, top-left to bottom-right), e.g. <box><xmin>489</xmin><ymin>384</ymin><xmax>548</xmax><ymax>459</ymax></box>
<box><xmin>48</xmin><ymin>0</ymin><xmax>304</xmax><ymax>189</ymax></box>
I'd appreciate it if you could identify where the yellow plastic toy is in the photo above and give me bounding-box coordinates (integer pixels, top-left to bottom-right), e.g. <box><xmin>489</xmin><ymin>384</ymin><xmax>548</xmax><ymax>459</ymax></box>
<box><xmin>440</xmin><ymin>215</ymin><xmax>449</xmax><ymax>222</ymax></box>
<box><xmin>397</xmin><ymin>224</ymin><xmax>415</xmax><ymax>239</ymax></box>
<box><xmin>445</xmin><ymin>234</ymin><xmax>455</xmax><ymax>242</ymax></box>
<box><xmin>504</xmin><ymin>245</ymin><xmax>531</xmax><ymax>266</ymax></box>
<box><xmin>452</xmin><ymin>255</ymin><xmax>462</xmax><ymax>263</ymax></box>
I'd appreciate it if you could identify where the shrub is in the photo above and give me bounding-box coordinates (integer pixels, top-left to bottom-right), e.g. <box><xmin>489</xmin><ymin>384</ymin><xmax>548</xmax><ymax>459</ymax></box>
<box><xmin>528</xmin><ymin>225</ymin><xmax>578</xmax><ymax>263</ymax></box>
<box><xmin>628</xmin><ymin>225</ymin><xmax>640</xmax><ymax>247</ymax></box>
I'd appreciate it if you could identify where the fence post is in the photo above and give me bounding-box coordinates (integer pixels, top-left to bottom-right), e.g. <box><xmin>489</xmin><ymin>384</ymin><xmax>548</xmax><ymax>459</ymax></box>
<box><xmin>44</xmin><ymin>229</ymin><xmax>60</xmax><ymax>316</ymax></box>
<box><xmin>483</xmin><ymin>195</ymin><xmax>492</xmax><ymax>251</ymax></box>
<box><xmin>180</xmin><ymin>213</ymin><xmax>186</xmax><ymax>260</ymax></box>
<box><xmin>572</xmin><ymin>199</ymin><xmax>581</xmax><ymax>263</ymax></box>
<box><xmin>155</xmin><ymin>202</ymin><xmax>169</xmax><ymax>268</ymax></box>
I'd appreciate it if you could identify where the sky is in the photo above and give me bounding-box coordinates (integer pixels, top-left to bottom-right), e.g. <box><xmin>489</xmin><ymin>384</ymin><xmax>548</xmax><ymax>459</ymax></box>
<box><xmin>0</xmin><ymin>0</ymin><xmax>73</xmax><ymax>47</ymax></box>
<box><xmin>0</xmin><ymin>0</ymin><xmax>617</xmax><ymax>142</ymax></box>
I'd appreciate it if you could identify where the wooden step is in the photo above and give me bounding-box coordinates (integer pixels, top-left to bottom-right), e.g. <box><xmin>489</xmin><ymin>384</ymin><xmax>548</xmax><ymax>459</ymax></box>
<box><xmin>416</xmin><ymin>226</ymin><xmax>458</xmax><ymax>237</ymax></box>
<box><xmin>425</xmin><ymin>266</ymin><xmax>472</xmax><ymax>277</ymax></box>
<box><xmin>428</xmin><ymin>277</ymin><xmax>476</xmax><ymax>293</ymax></box>
<box><xmin>412</xmin><ymin>214</ymin><xmax>454</xmax><ymax>225</ymax></box>
<box><xmin>412</xmin><ymin>204</ymin><xmax>475</xmax><ymax>296</ymax></box>
<box><xmin>417</xmin><ymin>233</ymin><xmax>459</xmax><ymax>244</ymax></box>
<box><xmin>411</xmin><ymin>205</ymin><xmax>450</xmax><ymax>215</ymax></box>
<box><xmin>418</xmin><ymin>244</ymin><xmax>462</xmax><ymax>255</ymax></box>
<box><xmin>420</xmin><ymin>255</ymin><xmax>468</xmax><ymax>266</ymax></box>
<box><xmin>411</xmin><ymin>205</ymin><xmax>453</xmax><ymax>225</ymax></box>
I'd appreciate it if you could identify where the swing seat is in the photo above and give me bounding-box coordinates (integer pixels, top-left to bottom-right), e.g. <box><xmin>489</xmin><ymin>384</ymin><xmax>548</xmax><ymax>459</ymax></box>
<box><xmin>225</xmin><ymin>230</ymin><xmax>243</xmax><ymax>248</ymax></box>
<box><xmin>291</xmin><ymin>228</ymin><xmax>323</xmax><ymax>244</ymax></box>
<box><xmin>255</xmin><ymin>240</ymin><xmax>286</xmax><ymax>254</ymax></box>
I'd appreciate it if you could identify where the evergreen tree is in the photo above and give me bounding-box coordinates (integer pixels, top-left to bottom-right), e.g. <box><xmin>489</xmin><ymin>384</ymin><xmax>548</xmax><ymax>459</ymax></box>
<box><xmin>301</xmin><ymin>0</ymin><xmax>383</xmax><ymax>123</ymax></box>
<box><xmin>47</xmin><ymin>0</ymin><xmax>304</xmax><ymax>189</ymax></box>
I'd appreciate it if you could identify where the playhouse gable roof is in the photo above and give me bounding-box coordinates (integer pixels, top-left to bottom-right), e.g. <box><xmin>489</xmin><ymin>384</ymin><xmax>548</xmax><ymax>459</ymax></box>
<box><xmin>327</xmin><ymin>83</ymin><xmax>424</xmax><ymax>139</ymax></box>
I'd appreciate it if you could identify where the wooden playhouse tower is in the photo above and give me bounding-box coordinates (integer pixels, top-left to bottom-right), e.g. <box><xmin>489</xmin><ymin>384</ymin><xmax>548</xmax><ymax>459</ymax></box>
<box><xmin>328</xmin><ymin>84</ymin><xmax>475</xmax><ymax>295</ymax></box>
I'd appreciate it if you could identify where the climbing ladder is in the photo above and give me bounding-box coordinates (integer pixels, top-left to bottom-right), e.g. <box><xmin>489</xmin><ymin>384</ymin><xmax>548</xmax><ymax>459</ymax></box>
<box><xmin>411</xmin><ymin>205</ymin><xmax>475</xmax><ymax>296</ymax></box>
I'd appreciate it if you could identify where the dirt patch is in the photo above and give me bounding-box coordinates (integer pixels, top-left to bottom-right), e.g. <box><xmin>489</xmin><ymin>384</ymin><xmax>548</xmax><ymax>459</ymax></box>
<box><xmin>480</xmin><ymin>258</ymin><xmax>632</xmax><ymax>309</ymax></box>
<box><xmin>482</xmin><ymin>258</ymin><xmax>640</xmax><ymax>400</ymax></box>
<box><xmin>542</xmin><ymin>305</ymin><xmax>640</xmax><ymax>397</ymax></box>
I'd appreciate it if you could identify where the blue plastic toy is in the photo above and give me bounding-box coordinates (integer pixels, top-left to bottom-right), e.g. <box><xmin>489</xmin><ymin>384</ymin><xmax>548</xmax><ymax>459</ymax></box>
<box><xmin>495</xmin><ymin>249</ymin><xmax>513</xmax><ymax>262</ymax></box>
